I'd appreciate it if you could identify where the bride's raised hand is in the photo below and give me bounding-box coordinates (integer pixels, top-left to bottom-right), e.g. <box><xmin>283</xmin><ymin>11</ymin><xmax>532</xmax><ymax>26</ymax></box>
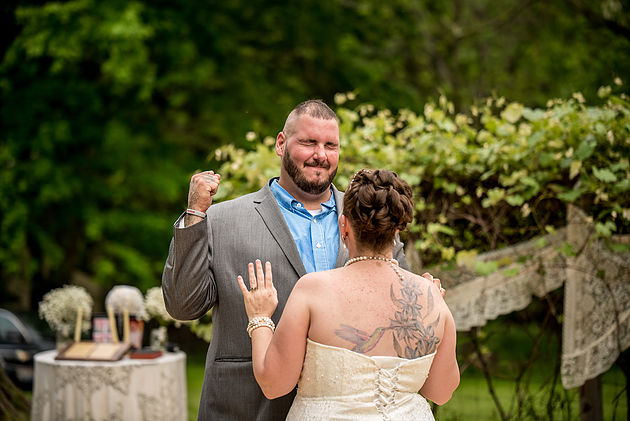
<box><xmin>237</xmin><ymin>259</ymin><xmax>278</xmax><ymax>319</ymax></box>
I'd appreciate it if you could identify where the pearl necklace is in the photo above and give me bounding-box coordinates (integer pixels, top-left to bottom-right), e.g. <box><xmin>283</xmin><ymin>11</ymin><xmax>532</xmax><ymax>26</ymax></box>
<box><xmin>344</xmin><ymin>256</ymin><xmax>405</xmax><ymax>282</ymax></box>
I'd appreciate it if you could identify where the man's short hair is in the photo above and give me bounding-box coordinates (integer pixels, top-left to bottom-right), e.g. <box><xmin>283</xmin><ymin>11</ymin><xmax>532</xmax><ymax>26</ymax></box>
<box><xmin>283</xmin><ymin>99</ymin><xmax>338</xmax><ymax>136</ymax></box>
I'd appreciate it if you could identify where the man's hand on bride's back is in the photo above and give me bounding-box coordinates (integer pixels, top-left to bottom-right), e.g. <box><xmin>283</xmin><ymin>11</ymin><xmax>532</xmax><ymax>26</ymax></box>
<box><xmin>237</xmin><ymin>259</ymin><xmax>278</xmax><ymax>319</ymax></box>
<box><xmin>421</xmin><ymin>272</ymin><xmax>446</xmax><ymax>298</ymax></box>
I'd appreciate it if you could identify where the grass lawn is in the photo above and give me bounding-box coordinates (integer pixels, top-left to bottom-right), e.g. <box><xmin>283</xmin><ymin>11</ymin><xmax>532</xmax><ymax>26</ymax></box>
<box><xmin>436</xmin><ymin>367</ymin><xmax>627</xmax><ymax>420</ymax></box>
<box><xmin>185</xmin><ymin>354</ymin><xmax>627</xmax><ymax>420</ymax></box>
<box><xmin>186</xmin><ymin>352</ymin><xmax>206</xmax><ymax>421</ymax></box>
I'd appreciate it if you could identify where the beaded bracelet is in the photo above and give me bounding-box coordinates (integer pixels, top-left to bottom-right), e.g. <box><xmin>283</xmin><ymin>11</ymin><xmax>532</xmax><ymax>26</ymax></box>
<box><xmin>247</xmin><ymin>316</ymin><xmax>275</xmax><ymax>337</ymax></box>
<box><xmin>186</xmin><ymin>208</ymin><xmax>206</xmax><ymax>218</ymax></box>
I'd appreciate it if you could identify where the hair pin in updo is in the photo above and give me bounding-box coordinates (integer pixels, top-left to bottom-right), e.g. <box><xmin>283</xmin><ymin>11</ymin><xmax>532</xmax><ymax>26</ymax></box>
<box><xmin>349</xmin><ymin>169</ymin><xmax>374</xmax><ymax>186</ymax></box>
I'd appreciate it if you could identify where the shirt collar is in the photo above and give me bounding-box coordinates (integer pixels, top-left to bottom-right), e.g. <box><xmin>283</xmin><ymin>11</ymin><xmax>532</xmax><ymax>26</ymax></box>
<box><xmin>270</xmin><ymin>179</ymin><xmax>336</xmax><ymax>213</ymax></box>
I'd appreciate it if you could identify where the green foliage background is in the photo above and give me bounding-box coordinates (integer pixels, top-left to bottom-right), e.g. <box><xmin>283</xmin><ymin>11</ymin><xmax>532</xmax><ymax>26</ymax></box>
<box><xmin>1</xmin><ymin>0</ymin><xmax>629</xmax><ymax>308</ymax></box>
<box><xmin>214</xmin><ymin>88</ymin><xmax>630</xmax><ymax>267</ymax></box>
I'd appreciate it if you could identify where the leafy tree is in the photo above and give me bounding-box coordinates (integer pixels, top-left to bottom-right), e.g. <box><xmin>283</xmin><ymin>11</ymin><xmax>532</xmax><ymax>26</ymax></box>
<box><xmin>214</xmin><ymin>86</ymin><xmax>630</xmax><ymax>266</ymax></box>
<box><xmin>1</xmin><ymin>0</ymin><xmax>629</xmax><ymax>310</ymax></box>
<box><xmin>0</xmin><ymin>0</ymin><xmax>190</xmax><ymax>306</ymax></box>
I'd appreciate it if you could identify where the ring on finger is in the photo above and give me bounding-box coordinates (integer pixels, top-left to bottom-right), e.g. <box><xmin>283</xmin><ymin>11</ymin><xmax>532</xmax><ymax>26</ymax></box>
<box><xmin>251</xmin><ymin>287</ymin><xmax>258</xmax><ymax>292</ymax></box>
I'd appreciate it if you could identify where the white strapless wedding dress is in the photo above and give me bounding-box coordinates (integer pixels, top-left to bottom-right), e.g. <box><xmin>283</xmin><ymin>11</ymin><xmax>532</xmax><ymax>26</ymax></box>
<box><xmin>286</xmin><ymin>338</ymin><xmax>436</xmax><ymax>420</ymax></box>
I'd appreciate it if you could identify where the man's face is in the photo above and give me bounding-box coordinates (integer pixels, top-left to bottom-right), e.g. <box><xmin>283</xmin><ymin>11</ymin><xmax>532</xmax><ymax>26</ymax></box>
<box><xmin>278</xmin><ymin>115</ymin><xmax>340</xmax><ymax>195</ymax></box>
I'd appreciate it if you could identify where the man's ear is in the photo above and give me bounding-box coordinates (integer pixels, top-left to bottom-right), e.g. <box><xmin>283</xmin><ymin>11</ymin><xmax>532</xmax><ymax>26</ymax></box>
<box><xmin>276</xmin><ymin>131</ymin><xmax>286</xmax><ymax>157</ymax></box>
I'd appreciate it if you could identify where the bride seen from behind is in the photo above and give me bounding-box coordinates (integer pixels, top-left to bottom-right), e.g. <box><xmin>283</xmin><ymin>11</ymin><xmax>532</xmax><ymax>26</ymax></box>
<box><xmin>237</xmin><ymin>169</ymin><xmax>460</xmax><ymax>420</ymax></box>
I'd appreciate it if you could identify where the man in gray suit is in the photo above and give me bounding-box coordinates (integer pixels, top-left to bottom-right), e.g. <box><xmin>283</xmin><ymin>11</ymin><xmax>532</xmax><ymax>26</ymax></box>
<box><xmin>162</xmin><ymin>100</ymin><xmax>408</xmax><ymax>420</ymax></box>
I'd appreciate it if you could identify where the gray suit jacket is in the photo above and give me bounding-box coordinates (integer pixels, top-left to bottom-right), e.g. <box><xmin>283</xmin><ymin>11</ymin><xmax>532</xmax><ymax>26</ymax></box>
<box><xmin>162</xmin><ymin>178</ymin><xmax>408</xmax><ymax>421</ymax></box>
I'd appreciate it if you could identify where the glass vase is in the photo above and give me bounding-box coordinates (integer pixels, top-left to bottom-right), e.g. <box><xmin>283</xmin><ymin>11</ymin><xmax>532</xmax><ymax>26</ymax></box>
<box><xmin>150</xmin><ymin>326</ymin><xmax>168</xmax><ymax>350</ymax></box>
<box><xmin>55</xmin><ymin>330</ymin><xmax>72</xmax><ymax>352</ymax></box>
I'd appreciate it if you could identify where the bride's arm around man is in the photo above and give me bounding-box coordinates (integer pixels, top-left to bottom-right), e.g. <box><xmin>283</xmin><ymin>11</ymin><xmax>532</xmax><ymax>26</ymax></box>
<box><xmin>238</xmin><ymin>169</ymin><xmax>460</xmax><ymax>419</ymax></box>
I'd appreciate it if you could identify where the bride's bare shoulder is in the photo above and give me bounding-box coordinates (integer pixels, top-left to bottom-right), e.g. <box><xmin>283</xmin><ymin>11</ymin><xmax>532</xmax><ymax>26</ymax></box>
<box><xmin>295</xmin><ymin>268</ymin><xmax>341</xmax><ymax>290</ymax></box>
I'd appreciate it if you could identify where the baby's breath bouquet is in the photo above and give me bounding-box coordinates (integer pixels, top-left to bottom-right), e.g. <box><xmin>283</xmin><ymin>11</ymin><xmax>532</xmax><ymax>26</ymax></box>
<box><xmin>105</xmin><ymin>285</ymin><xmax>146</xmax><ymax>319</ymax></box>
<box><xmin>144</xmin><ymin>286</ymin><xmax>186</xmax><ymax>349</ymax></box>
<box><xmin>144</xmin><ymin>287</ymin><xmax>182</xmax><ymax>327</ymax></box>
<box><xmin>38</xmin><ymin>285</ymin><xmax>93</xmax><ymax>337</ymax></box>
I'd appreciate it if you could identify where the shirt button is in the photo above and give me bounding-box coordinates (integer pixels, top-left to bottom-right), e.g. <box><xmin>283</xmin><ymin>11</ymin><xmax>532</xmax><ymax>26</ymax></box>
<box><xmin>316</xmin><ymin>243</ymin><xmax>322</xmax><ymax>248</ymax></box>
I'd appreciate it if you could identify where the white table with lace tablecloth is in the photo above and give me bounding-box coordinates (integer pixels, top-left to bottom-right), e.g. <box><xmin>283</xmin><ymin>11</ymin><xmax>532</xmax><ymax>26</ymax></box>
<box><xmin>31</xmin><ymin>350</ymin><xmax>187</xmax><ymax>421</ymax></box>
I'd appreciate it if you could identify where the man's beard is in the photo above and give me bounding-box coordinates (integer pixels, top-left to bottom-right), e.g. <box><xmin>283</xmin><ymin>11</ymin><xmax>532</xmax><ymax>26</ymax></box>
<box><xmin>283</xmin><ymin>150</ymin><xmax>337</xmax><ymax>195</ymax></box>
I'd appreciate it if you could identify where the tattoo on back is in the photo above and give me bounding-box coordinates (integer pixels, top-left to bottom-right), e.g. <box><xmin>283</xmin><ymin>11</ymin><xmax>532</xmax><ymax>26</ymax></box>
<box><xmin>334</xmin><ymin>275</ymin><xmax>440</xmax><ymax>358</ymax></box>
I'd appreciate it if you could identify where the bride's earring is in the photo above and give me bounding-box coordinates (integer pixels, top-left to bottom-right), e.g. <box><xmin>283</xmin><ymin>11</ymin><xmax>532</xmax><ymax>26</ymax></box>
<box><xmin>342</xmin><ymin>234</ymin><xmax>348</xmax><ymax>250</ymax></box>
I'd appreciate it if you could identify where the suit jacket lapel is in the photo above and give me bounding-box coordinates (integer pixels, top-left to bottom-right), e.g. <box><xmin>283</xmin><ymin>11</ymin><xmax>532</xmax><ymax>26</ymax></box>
<box><xmin>333</xmin><ymin>185</ymin><xmax>348</xmax><ymax>268</ymax></box>
<box><xmin>254</xmin><ymin>182</ymin><xmax>307</xmax><ymax>278</ymax></box>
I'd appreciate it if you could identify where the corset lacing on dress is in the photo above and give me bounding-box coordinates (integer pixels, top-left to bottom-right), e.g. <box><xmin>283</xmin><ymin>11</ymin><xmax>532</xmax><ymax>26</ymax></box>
<box><xmin>374</xmin><ymin>365</ymin><xmax>400</xmax><ymax>420</ymax></box>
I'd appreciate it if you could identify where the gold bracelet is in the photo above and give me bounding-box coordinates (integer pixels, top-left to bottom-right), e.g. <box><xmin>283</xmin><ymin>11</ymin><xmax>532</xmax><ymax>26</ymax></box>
<box><xmin>247</xmin><ymin>316</ymin><xmax>275</xmax><ymax>337</ymax></box>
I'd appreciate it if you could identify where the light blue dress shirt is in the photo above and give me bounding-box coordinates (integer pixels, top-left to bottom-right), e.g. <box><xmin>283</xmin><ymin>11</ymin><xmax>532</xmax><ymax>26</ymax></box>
<box><xmin>270</xmin><ymin>179</ymin><xmax>339</xmax><ymax>273</ymax></box>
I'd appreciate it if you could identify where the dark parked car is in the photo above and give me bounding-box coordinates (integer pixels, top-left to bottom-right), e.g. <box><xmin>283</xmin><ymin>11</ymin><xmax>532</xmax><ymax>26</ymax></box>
<box><xmin>0</xmin><ymin>308</ymin><xmax>55</xmax><ymax>389</ymax></box>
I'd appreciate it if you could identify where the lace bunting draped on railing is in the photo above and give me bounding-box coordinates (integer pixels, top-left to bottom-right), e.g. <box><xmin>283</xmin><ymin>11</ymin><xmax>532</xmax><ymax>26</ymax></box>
<box><xmin>444</xmin><ymin>229</ymin><xmax>567</xmax><ymax>331</ymax></box>
<box><xmin>561</xmin><ymin>206</ymin><xmax>630</xmax><ymax>389</ymax></box>
<box><xmin>436</xmin><ymin>206</ymin><xmax>630</xmax><ymax>389</ymax></box>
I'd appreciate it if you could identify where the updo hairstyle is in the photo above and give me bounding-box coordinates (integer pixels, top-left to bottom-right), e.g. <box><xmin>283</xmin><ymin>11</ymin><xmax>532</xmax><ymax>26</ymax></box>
<box><xmin>343</xmin><ymin>169</ymin><xmax>414</xmax><ymax>252</ymax></box>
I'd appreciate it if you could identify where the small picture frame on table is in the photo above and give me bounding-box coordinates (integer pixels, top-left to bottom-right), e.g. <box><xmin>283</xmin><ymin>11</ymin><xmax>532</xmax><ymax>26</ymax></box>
<box><xmin>91</xmin><ymin>313</ymin><xmax>115</xmax><ymax>343</ymax></box>
<box><xmin>128</xmin><ymin>316</ymin><xmax>144</xmax><ymax>350</ymax></box>
<box><xmin>92</xmin><ymin>312</ymin><xmax>144</xmax><ymax>350</ymax></box>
